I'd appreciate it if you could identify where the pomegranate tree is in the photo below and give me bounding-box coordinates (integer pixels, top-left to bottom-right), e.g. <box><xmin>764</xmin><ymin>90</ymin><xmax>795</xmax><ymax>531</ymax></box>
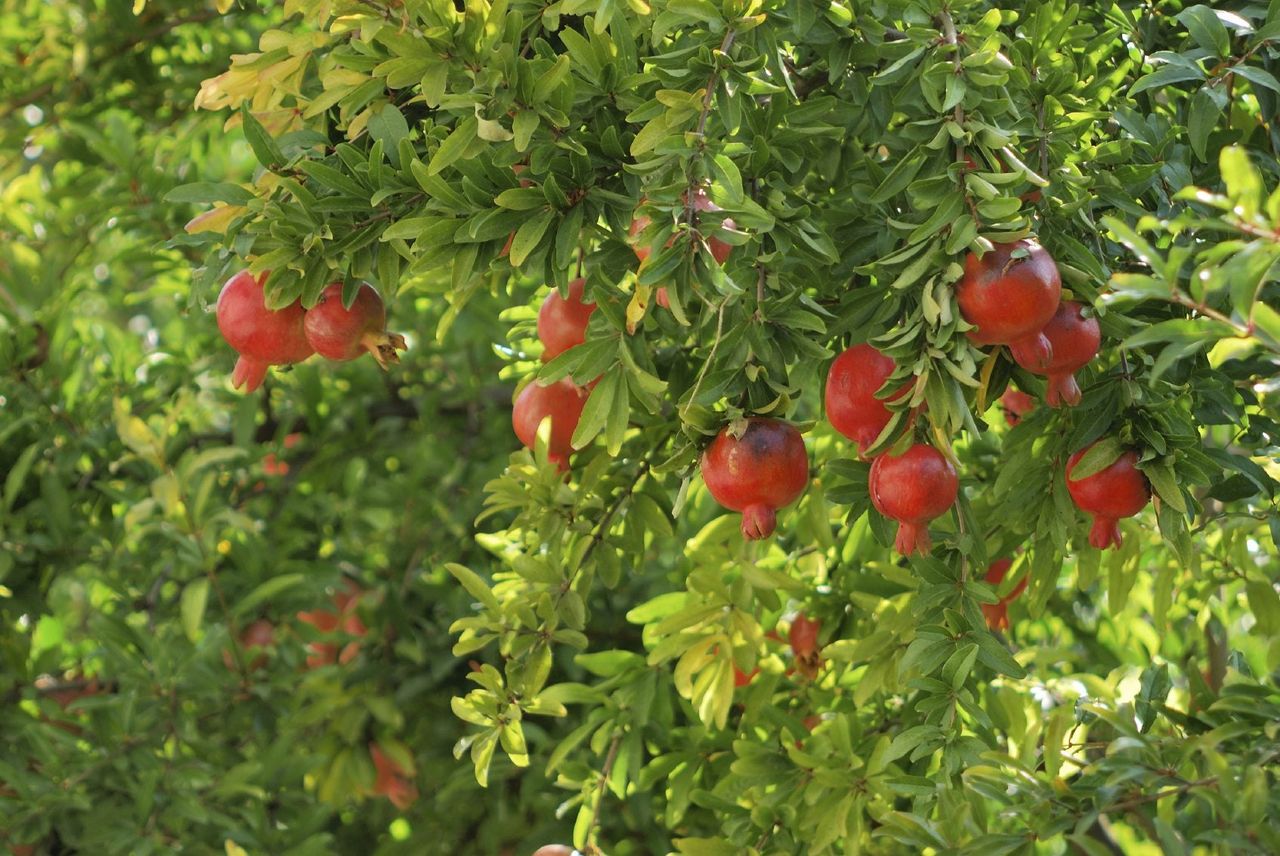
<box><xmin>957</xmin><ymin>239</ymin><xmax>1061</xmax><ymax>370</ymax></box>
<box><xmin>1018</xmin><ymin>300</ymin><xmax>1100</xmax><ymax>407</ymax></box>
<box><xmin>537</xmin><ymin>277</ymin><xmax>596</xmax><ymax>361</ymax></box>
<box><xmin>701</xmin><ymin>417</ymin><xmax>809</xmax><ymax>540</ymax></box>
<box><xmin>215</xmin><ymin>270</ymin><xmax>313</xmax><ymax>392</ymax></box>
<box><xmin>1066</xmin><ymin>443</ymin><xmax>1151</xmax><ymax>550</ymax></box>
<box><xmin>303</xmin><ymin>282</ymin><xmax>407</xmax><ymax>368</ymax></box>
<box><xmin>868</xmin><ymin>443</ymin><xmax>959</xmax><ymax>556</ymax></box>
<box><xmin>825</xmin><ymin>343</ymin><xmax>903</xmax><ymax>454</ymax></box>
<box><xmin>511</xmin><ymin>377</ymin><xmax>588</xmax><ymax>469</ymax></box>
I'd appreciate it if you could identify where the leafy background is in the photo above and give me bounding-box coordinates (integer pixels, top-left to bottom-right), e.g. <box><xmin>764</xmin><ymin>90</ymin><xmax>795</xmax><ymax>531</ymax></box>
<box><xmin>2</xmin><ymin>0</ymin><xmax>1280</xmax><ymax>854</ymax></box>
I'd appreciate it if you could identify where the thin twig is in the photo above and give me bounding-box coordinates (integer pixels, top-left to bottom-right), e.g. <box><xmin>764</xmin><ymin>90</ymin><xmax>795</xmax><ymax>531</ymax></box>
<box><xmin>584</xmin><ymin>732</ymin><xmax>623</xmax><ymax>853</ymax></box>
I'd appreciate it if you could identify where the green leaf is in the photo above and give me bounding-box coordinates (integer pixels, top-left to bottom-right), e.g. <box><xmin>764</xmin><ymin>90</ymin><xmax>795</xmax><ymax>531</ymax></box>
<box><xmin>233</xmin><ymin>574</ymin><xmax>306</xmax><ymax>617</ymax></box>
<box><xmin>164</xmin><ymin>182</ymin><xmax>254</xmax><ymax>206</ymax></box>
<box><xmin>1187</xmin><ymin>88</ymin><xmax>1222</xmax><ymax>162</ymax></box>
<box><xmin>1177</xmin><ymin>6</ymin><xmax>1230</xmax><ymax>56</ymax></box>
<box><xmin>1220</xmin><ymin>146</ymin><xmax>1263</xmax><ymax>218</ymax></box>
<box><xmin>533</xmin><ymin>55</ymin><xmax>572</xmax><ymax>103</ymax></box>
<box><xmin>1130</xmin><ymin>64</ymin><xmax>1205</xmax><ymax>96</ymax></box>
<box><xmin>240</xmin><ymin>105</ymin><xmax>287</xmax><ymax>171</ymax></box>
<box><xmin>181</xmin><ymin>578</ymin><xmax>210</xmax><ymax>642</ymax></box>
<box><xmin>1069</xmin><ymin>437</ymin><xmax>1122</xmax><ymax>480</ymax></box>
<box><xmin>571</xmin><ymin>370</ymin><xmax>620</xmax><ymax>450</ymax></box>
<box><xmin>367</xmin><ymin>103</ymin><xmax>411</xmax><ymax>166</ymax></box>
<box><xmin>428</xmin><ymin>116</ymin><xmax>479</xmax><ymax>175</ymax></box>
<box><xmin>1246</xmin><ymin>580</ymin><xmax>1280</xmax><ymax>636</ymax></box>
<box><xmin>447</xmin><ymin>563</ymin><xmax>501</xmax><ymax>612</ymax></box>
<box><xmin>509</xmin><ymin>208</ymin><xmax>556</xmax><ymax>266</ymax></box>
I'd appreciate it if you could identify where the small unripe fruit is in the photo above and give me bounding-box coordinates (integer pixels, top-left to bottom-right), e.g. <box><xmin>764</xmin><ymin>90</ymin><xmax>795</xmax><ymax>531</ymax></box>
<box><xmin>537</xmin><ymin>278</ymin><xmax>596</xmax><ymax>361</ymax></box>
<box><xmin>701</xmin><ymin>418</ymin><xmax>809</xmax><ymax>540</ymax></box>
<box><xmin>869</xmin><ymin>444</ymin><xmax>958</xmax><ymax>557</ymax></box>
<box><xmin>216</xmin><ymin>270</ymin><xmax>313</xmax><ymax>392</ymax></box>
<box><xmin>1018</xmin><ymin>301</ymin><xmax>1100</xmax><ymax>407</ymax></box>
<box><xmin>303</xmin><ymin>282</ymin><xmax>407</xmax><ymax>368</ymax></box>
<box><xmin>981</xmin><ymin>558</ymin><xmax>1027</xmax><ymax>631</ymax></box>
<box><xmin>1066</xmin><ymin>444</ymin><xmax>1151</xmax><ymax>550</ymax></box>
<box><xmin>958</xmin><ymin>240</ymin><xmax>1061</xmax><ymax>370</ymax></box>
<box><xmin>511</xmin><ymin>377</ymin><xmax>588</xmax><ymax>469</ymax></box>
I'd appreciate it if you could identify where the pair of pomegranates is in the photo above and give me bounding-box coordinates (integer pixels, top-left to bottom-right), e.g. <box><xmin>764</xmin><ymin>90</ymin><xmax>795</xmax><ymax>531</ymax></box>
<box><xmin>510</xmin><ymin>278</ymin><xmax>596</xmax><ymax>469</ymax></box>
<box><xmin>215</xmin><ymin>270</ymin><xmax>406</xmax><ymax>392</ymax></box>
<box><xmin>958</xmin><ymin>239</ymin><xmax>1100</xmax><ymax>407</ymax></box>
<box><xmin>630</xmin><ymin>188</ymin><xmax>736</xmax><ymax>308</ymax></box>
<box><xmin>824</xmin><ymin>343</ymin><xmax>958</xmax><ymax>556</ymax></box>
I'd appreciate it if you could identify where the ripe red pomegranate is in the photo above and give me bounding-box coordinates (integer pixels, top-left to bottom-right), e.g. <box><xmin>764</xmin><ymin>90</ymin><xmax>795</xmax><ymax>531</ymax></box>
<box><xmin>216</xmin><ymin>270</ymin><xmax>313</xmax><ymax>392</ymax></box>
<box><xmin>701</xmin><ymin>418</ymin><xmax>809</xmax><ymax>540</ymax></box>
<box><xmin>1000</xmin><ymin>387</ymin><xmax>1035</xmax><ymax>426</ymax></box>
<box><xmin>303</xmin><ymin>282</ymin><xmax>407</xmax><ymax>368</ymax></box>
<box><xmin>825</xmin><ymin>344</ymin><xmax>905</xmax><ymax>454</ymax></box>
<box><xmin>537</xmin><ymin>277</ymin><xmax>596</xmax><ymax>361</ymax></box>
<box><xmin>630</xmin><ymin>188</ymin><xmax>735</xmax><ymax>265</ymax></box>
<box><xmin>1066</xmin><ymin>444</ymin><xmax>1151</xmax><ymax>550</ymax></box>
<box><xmin>370</xmin><ymin>743</ymin><xmax>419</xmax><ymax>810</ymax></box>
<box><xmin>868</xmin><ymin>443</ymin><xmax>959</xmax><ymax>556</ymax></box>
<box><xmin>981</xmin><ymin>558</ymin><xmax>1027</xmax><ymax>631</ymax></box>
<box><xmin>1018</xmin><ymin>301</ymin><xmax>1100</xmax><ymax>407</ymax></box>
<box><xmin>511</xmin><ymin>377</ymin><xmax>588</xmax><ymax>469</ymax></box>
<box><xmin>222</xmin><ymin>618</ymin><xmax>275</xmax><ymax>672</ymax></box>
<box><xmin>958</xmin><ymin>239</ymin><xmax>1061</xmax><ymax>370</ymax></box>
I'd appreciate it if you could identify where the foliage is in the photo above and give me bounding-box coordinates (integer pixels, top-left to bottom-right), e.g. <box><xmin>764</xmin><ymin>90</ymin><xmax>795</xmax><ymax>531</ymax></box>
<box><xmin>3</xmin><ymin>0</ymin><xmax>1280</xmax><ymax>854</ymax></box>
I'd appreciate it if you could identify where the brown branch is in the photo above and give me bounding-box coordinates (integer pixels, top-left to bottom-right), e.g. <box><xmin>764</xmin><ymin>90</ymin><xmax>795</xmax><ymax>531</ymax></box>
<box><xmin>584</xmin><ymin>732</ymin><xmax>623</xmax><ymax>854</ymax></box>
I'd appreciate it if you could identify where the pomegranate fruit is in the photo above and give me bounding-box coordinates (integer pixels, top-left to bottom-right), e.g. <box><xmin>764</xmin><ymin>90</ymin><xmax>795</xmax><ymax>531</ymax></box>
<box><xmin>511</xmin><ymin>377</ymin><xmax>588</xmax><ymax>469</ymax></box>
<box><xmin>825</xmin><ymin>344</ymin><xmax>905</xmax><ymax>454</ymax></box>
<box><xmin>789</xmin><ymin>613</ymin><xmax>823</xmax><ymax>680</ymax></box>
<box><xmin>1000</xmin><ymin>387</ymin><xmax>1035</xmax><ymax>426</ymax></box>
<box><xmin>222</xmin><ymin>618</ymin><xmax>275</xmax><ymax>672</ymax></box>
<box><xmin>303</xmin><ymin>282</ymin><xmax>407</xmax><ymax>368</ymax></box>
<box><xmin>215</xmin><ymin>270</ymin><xmax>313</xmax><ymax>392</ymax></box>
<box><xmin>980</xmin><ymin>558</ymin><xmax>1027</xmax><ymax>631</ymax></box>
<box><xmin>1018</xmin><ymin>300</ymin><xmax>1100</xmax><ymax>407</ymax></box>
<box><xmin>957</xmin><ymin>239</ymin><xmax>1061</xmax><ymax>370</ymax></box>
<box><xmin>701</xmin><ymin>417</ymin><xmax>809</xmax><ymax>540</ymax></box>
<box><xmin>370</xmin><ymin>743</ymin><xmax>419</xmax><ymax>810</ymax></box>
<box><xmin>1066</xmin><ymin>443</ymin><xmax>1151</xmax><ymax>550</ymax></box>
<box><xmin>532</xmin><ymin>847</ymin><xmax>576</xmax><ymax>856</ymax></box>
<box><xmin>868</xmin><ymin>443</ymin><xmax>959</xmax><ymax>556</ymax></box>
<box><xmin>789</xmin><ymin>614</ymin><xmax>821</xmax><ymax>659</ymax></box>
<box><xmin>537</xmin><ymin>277</ymin><xmax>596</xmax><ymax>361</ymax></box>
<box><xmin>630</xmin><ymin>189</ymin><xmax>735</xmax><ymax>265</ymax></box>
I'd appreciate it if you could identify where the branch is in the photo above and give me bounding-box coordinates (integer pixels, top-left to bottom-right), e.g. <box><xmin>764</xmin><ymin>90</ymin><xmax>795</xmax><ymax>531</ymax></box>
<box><xmin>584</xmin><ymin>732</ymin><xmax>623</xmax><ymax>854</ymax></box>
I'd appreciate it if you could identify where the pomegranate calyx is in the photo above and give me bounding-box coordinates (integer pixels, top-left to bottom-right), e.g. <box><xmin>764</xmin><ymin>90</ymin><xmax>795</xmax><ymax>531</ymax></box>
<box><xmin>363</xmin><ymin>330</ymin><xmax>409</xmax><ymax>369</ymax></box>
<box><xmin>894</xmin><ymin>521</ymin><xmax>932</xmax><ymax>557</ymax></box>
<box><xmin>1046</xmin><ymin>372</ymin><xmax>1083</xmax><ymax>407</ymax></box>
<box><xmin>1088</xmin><ymin>516</ymin><xmax>1123</xmax><ymax>550</ymax></box>
<box><xmin>741</xmin><ymin>503</ymin><xmax>778</xmax><ymax>540</ymax></box>
<box><xmin>231</xmin><ymin>356</ymin><xmax>269</xmax><ymax>392</ymax></box>
<box><xmin>1009</xmin><ymin>332</ymin><xmax>1053</xmax><ymax>371</ymax></box>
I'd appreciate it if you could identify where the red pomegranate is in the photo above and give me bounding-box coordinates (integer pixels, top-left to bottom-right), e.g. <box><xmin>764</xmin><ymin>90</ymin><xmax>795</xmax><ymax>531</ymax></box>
<box><xmin>1018</xmin><ymin>301</ymin><xmax>1100</xmax><ymax>407</ymax></box>
<box><xmin>789</xmin><ymin>614</ymin><xmax>821</xmax><ymax>659</ymax></box>
<box><xmin>537</xmin><ymin>277</ymin><xmax>596</xmax><ymax>361</ymax></box>
<box><xmin>511</xmin><ymin>377</ymin><xmax>588</xmax><ymax>469</ymax></box>
<box><xmin>630</xmin><ymin>189</ymin><xmax>735</xmax><ymax>265</ymax></box>
<box><xmin>701</xmin><ymin>418</ymin><xmax>809</xmax><ymax>540</ymax></box>
<box><xmin>1066</xmin><ymin>443</ymin><xmax>1151</xmax><ymax>550</ymax></box>
<box><xmin>370</xmin><ymin>743</ymin><xmax>419</xmax><ymax>810</ymax></box>
<box><xmin>868</xmin><ymin>443</ymin><xmax>959</xmax><ymax>556</ymax></box>
<box><xmin>1000</xmin><ymin>387</ymin><xmax>1036</xmax><ymax>426</ymax></box>
<box><xmin>981</xmin><ymin>558</ymin><xmax>1027</xmax><ymax>631</ymax></box>
<box><xmin>222</xmin><ymin>619</ymin><xmax>275</xmax><ymax>672</ymax></box>
<box><xmin>957</xmin><ymin>239</ymin><xmax>1061</xmax><ymax>370</ymax></box>
<box><xmin>215</xmin><ymin>270</ymin><xmax>313</xmax><ymax>392</ymax></box>
<box><xmin>303</xmin><ymin>282</ymin><xmax>407</xmax><ymax>368</ymax></box>
<box><xmin>825</xmin><ymin>344</ymin><xmax>904</xmax><ymax>454</ymax></box>
<box><xmin>298</xmin><ymin>581</ymin><xmax>367</xmax><ymax>669</ymax></box>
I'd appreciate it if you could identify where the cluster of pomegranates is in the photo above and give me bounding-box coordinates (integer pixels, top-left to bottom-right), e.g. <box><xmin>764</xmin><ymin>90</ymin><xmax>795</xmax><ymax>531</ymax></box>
<box><xmin>215</xmin><ymin>270</ymin><xmax>405</xmax><ymax>392</ymax></box>
<box><xmin>510</xmin><ymin>277</ymin><xmax>595</xmax><ymax>469</ymax></box>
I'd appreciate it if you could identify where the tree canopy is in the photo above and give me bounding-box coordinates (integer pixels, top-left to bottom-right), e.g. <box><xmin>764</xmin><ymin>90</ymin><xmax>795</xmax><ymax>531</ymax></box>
<box><xmin>3</xmin><ymin>0</ymin><xmax>1280</xmax><ymax>854</ymax></box>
